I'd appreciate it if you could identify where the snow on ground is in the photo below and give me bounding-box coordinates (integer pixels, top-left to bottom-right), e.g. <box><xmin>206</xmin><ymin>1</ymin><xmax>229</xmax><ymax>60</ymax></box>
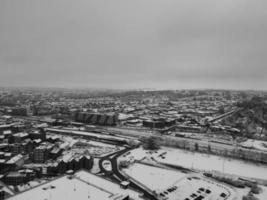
<box><xmin>166</xmin><ymin>176</ymin><xmax>237</xmax><ymax>200</ymax></box>
<box><xmin>65</xmin><ymin>137</ymin><xmax>123</xmax><ymax>157</ymax></box>
<box><xmin>154</xmin><ymin>147</ymin><xmax>267</xmax><ymax>180</ymax></box>
<box><xmin>120</xmin><ymin>148</ymin><xmax>148</xmax><ymax>161</ymax></box>
<box><xmin>90</xmin><ymin>158</ymin><xmax>100</xmax><ymax>174</ymax></box>
<box><xmin>123</xmin><ymin>163</ymin><xmax>187</xmax><ymax>191</ymax></box>
<box><xmin>9</xmin><ymin>177</ymin><xmax>109</xmax><ymax>200</ymax></box>
<box><xmin>17</xmin><ymin>180</ymin><xmax>47</xmax><ymax>192</ymax></box>
<box><xmin>122</xmin><ymin>147</ymin><xmax>267</xmax><ymax>180</ymax></box>
<box><xmin>73</xmin><ymin>142</ymin><xmax>122</xmax><ymax>157</ymax></box>
<box><xmin>102</xmin><ymin>160</ymin><xmax>112</xmax><ymax>171</ymax></box>
<box><xmin>240</xmin><ymin>139</ymin><xmax>267</xmax><ymax>152</ymax></box>
<box><xmin>86</xmin><ymin>140</ymin><xmax>122</xmax><ymax>149</ymax></box>
<box><xmin>48</xmin><ymin>133</ymin><xmax>123</xmax><ymax>157</ymax></box>
<box><xmin>255</xmin><ymin>186</ymin><xmax>267</xmax><ymax>200</ymax></box>
<box><xmin>235</xmin><ymin>187</ymin><xmax>251</xmax><ymax>199</ymax></box>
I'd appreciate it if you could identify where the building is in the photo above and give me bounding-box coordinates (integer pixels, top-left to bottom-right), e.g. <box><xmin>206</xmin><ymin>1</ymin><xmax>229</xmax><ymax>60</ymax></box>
<box><xmin>74</xmin><ymin>112</ymin><xmax>118</xmax><ymax>126</ymax></box>
<box><xmin>33</xmin><ymin>143</ymin><xmax>53</xmax><ymax>163</ymax></box>
<box><xmin>143</xmin><ymin>118</ymin><xmax>176</xmax><ymax>129</ymax></box>
<box><xmin>0</xmin><ymin>124</ymin><xmax>13</xmax><ymax>133</ymax></box>
<box><xmin>49</xmin><ymin>148</ymin><xmax>62</xmax><ymax>160</ymax></box>
<box><xmin>33</xmin><ymin>147</ymin><xmax>48</xmax><ymax>163</ymax></box>
<box><xmin>21</xmin><ymin>139</ymin><xmax>34</xmax><ymax>154</ymax></box>
<box><xmin>7</xmin><ymin>170</ymin><xmax>143</xmax><ymax>200</ymax></box>
<box><xmin>6</xmin><ymin>154</ymin><xmax>25</xmax><ymax>169</ymax></box>
<box><xmin>13</xmin><ymin>133</ymin><xmax>29</xmax><ymax>143</ymax></box>
<box><xmin>0</xmin><ymin>189</ymin><xmax>5</xmax><ymax>200</ymax></box>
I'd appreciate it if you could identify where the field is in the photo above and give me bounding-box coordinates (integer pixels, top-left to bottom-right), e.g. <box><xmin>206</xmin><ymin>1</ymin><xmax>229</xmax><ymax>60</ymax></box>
<box><xmin>122</xmin><ymin>146</ymin><xmax>267</xmax><ymax>180</ymax></box>
<box><xmin>154</xmin><ymin>147</ymin><xmax>267</xmax><ymax>180</ymax></box>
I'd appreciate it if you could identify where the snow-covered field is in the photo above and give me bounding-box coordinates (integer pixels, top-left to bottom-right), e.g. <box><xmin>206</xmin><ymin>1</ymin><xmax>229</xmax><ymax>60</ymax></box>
<box><xmin>71</xmin><ymin>138</ymin><xmax>123</xmax><ymax>157</ymax></box>
<box><xmin>48</xmin><ymin>133</ymin><xmax>123</xmax><ymax>157</ymax></box>
<box><xmin>255</xmin><ymin>186</ymin><xmax>267</xmax><ymax>200</ymax></box>
<box><xmin>123</xmin><ymin>147</ymin><xmax>267</xmax><ymax>180</ymax></box>
<box><xmin>155</xmin><ymin>147</ymin><xmax>267</xmax><ymax>180</ymax></box>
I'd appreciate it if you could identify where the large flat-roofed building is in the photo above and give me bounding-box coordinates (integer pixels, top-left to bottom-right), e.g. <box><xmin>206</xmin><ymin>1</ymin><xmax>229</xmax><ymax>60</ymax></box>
<box><xmin>73</xmin><ymin>112</ymin><xmax>118</xmax><ymax>126</ymax></box>
<box><xmin>7</xmin><ymin>170</ymin><xmax>143</xmax><ymax>200</ymax></box>
<box><xmin>3</xmin><ymin>171</ymin><xmax>27</xmax><ymax>186</ymax></box>
<box><xmin>143</xmin><ymin>118</ymin><xmax>176</xmax><ymax>129</ymax></box>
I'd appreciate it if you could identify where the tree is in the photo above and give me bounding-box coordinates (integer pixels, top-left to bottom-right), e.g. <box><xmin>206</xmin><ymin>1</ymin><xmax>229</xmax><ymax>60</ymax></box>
<box><xmin>127</xmin><ymin>139</ymin><xmax>141</xmax><ymax>147</ymax></box>
<box><xmin>142</xmin><ymin>136</ymin><xmax>160</xmax><ymax>150</ymax></box>
<box><xmin>119</xmin><ymin>160</ymin><xmax>130</xmax><ymax>169</ymax></box>
<box><xmin>194</xmin><ymin>143</ymin><xmax>199</xmax><ymax>151</ymax></box>
<box><xmin>251</xmin><ymin>184</ymin><xmax>261</xmax><ymax>194</ymax></box>
<box><xmin>208</xmin><ymin>145</ymin><xmax>211</xmax><ymax>152</ymax></box>
<box><xmin>218</xmin><ymin>106</ymin><xmax>225</xmax><ymax>114</ymax></box>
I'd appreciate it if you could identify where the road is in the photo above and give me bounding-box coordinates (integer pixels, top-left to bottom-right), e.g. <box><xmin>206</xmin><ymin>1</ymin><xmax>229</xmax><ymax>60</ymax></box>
<box><xmin>99</xmin><ymin>148</ymin><xmax>158</xmax><ymax>200</ymax></box>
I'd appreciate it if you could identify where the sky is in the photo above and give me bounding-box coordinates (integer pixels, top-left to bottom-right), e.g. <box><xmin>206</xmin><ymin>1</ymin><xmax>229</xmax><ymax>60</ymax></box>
<box><xmin>0</xmin><ymin>0</ymin><xmax>267</xmax><ymax>90</ymax></box>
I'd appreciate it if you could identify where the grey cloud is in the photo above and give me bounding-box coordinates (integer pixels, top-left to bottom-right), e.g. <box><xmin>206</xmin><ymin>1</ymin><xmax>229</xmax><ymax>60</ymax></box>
<box><xmin>0</xmin><ymin>0</ymin><xmax>266</xmax><ymax>89</ymax></box>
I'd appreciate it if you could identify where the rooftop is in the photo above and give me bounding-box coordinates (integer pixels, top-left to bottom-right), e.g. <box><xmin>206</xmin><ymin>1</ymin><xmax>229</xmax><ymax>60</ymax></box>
<box><xmin>7</xmin><ymin>170</ymin><xmax>143</xmax><ymax>200</ymax></box>
<box><xmin>13</xmin><ymin>132</ymin><xmax>29</xmax><ymax>138</ymax></box>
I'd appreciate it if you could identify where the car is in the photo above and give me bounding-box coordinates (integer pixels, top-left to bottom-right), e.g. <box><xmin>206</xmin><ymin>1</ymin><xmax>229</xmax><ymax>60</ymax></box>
<box><xmin>205</xmin><ymin>189</ymin><xmax>211</xmax><ymax>194</ymax></box>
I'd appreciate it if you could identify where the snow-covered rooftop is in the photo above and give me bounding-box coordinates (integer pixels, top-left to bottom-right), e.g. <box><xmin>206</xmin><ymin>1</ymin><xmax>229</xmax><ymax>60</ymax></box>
<box><xmin>7</xmin><ymin>170</ymin><xmax>143</xmax><ymax>200</ymax></box>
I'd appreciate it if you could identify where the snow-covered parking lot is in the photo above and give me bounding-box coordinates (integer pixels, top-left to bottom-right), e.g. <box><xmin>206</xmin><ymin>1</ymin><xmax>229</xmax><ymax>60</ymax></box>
<box><xmin>123</xmin><ymin>163</ymin><xmax>187</xmax><ymax>191</ymax></box>
<box><xmin>123</xmin><ymin>163</ymin><xmax>237</xmax><ymax>200</ymax></box>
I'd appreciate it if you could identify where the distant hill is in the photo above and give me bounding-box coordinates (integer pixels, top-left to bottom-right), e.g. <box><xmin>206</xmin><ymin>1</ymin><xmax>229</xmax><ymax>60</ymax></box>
<box><xmin>222</xmin><ymin>96</ymin><xmax>267</xmax><ymax>138</ymax></box>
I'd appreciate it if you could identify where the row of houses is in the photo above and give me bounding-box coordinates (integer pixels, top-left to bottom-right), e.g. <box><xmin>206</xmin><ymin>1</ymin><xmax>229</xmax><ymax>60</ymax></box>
<box><xmin>44</xmin><ymin>155</ymin><xmax>93</xmax><ymax>175</ymax></box>
<box><xmin>1</xmin><ymin>155</ymin><xmax>94</xmax><ymax>186</ymax></box>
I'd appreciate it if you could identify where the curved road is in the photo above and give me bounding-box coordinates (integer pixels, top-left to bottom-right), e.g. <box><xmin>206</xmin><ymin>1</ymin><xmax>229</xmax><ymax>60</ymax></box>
<box><xmin>99</xmin><ymin>148</ymin><xmax>158</xmax><ymax>200</ymax></box>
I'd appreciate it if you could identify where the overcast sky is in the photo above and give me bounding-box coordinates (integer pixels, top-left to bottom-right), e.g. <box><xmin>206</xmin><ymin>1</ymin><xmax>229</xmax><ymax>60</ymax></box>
<box><xmin>0</xmin><ymin>0</ymin><xmax>267</xmax><ymax>90</ymax></box>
